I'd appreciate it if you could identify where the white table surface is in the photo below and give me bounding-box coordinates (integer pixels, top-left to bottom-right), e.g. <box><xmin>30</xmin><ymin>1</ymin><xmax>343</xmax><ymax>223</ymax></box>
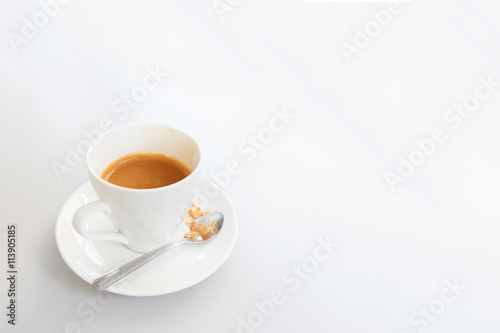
<box><xmin>1</xmin><ymin>0</ymin><xmax>500</xmax><ymax>332</ymax></box>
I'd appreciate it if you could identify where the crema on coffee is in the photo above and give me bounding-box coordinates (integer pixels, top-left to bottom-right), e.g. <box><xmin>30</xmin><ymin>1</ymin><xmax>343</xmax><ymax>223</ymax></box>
<box><xmin>101</xmin><ymin>153</ymin><xmax>190</xmax><ymax>189</ymax></box>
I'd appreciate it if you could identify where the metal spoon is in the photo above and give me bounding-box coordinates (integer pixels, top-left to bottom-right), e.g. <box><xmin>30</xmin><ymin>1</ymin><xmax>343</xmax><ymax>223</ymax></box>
<box><xmin>93</xmin><ymin>212</ymin><xmax>224</xmax><ymax>292</ymax></box>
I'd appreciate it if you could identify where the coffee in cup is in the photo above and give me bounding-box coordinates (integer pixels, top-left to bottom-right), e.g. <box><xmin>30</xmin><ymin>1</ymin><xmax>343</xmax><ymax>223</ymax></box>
<box><xmin>101</xmin><ymin>153</ymin><xmax>191</xmax><ymax>189</ymax></box>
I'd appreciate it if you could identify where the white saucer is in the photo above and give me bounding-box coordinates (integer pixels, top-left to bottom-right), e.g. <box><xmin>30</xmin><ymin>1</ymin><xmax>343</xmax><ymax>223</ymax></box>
<box><xmin>55</xmin><ymin>177</ymin><xmax>238</xmax><ymax>296</ymax></box>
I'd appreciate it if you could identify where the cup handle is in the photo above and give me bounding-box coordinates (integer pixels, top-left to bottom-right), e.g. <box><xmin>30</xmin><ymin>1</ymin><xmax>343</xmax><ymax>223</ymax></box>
<box><xmin>72</xmin><ymin>200</ymin><xmax>129</xmax><ymax>244</ymax></box>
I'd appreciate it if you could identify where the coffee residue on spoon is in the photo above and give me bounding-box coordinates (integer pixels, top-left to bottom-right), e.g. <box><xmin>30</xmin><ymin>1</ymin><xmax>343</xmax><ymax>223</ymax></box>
<box><xmin>184</xmin><ymin>204</ymin><xmax>218</xmax><ymax>240</ymax></box>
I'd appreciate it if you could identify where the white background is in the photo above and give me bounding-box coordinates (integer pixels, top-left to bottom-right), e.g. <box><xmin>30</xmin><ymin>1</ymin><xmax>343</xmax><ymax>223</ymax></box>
<box><xmin>1</xmin><ymin>0</ymin><xmax>500</xmax><ymax>332</ymax></box>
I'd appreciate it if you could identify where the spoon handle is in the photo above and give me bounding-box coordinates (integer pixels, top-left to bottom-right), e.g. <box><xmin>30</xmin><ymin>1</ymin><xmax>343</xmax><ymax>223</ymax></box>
<box><xmin>93</xmin><ymin>239</ymin><xmax>188</xmax><ymax>292</ymax></box>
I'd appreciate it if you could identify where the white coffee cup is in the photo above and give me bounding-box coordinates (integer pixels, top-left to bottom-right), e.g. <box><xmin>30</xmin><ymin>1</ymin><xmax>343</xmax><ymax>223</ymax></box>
<box><xmin>72</xmin><ymin>123</ymin><xmax>202</xmax><ymax>253</ymax></box>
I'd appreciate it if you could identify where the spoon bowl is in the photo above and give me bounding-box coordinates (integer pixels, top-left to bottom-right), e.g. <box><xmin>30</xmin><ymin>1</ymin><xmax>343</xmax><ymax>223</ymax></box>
<box><xmin>185</xmin><ymin>212</ymin><xmax>224</xmax><ymax>243</ymax></box>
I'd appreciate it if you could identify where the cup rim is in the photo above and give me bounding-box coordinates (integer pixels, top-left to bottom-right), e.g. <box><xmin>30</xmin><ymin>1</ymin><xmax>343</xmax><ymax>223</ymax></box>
<box><xmin>86</xmin><ymin>123</ymin><xmax>203</xmax><ymax>193</ymax></box>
